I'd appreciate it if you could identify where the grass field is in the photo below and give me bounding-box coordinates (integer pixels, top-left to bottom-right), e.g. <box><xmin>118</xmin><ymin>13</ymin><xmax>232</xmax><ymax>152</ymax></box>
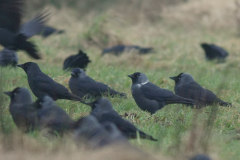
<box><xmin>1</xmin><ymin>0</ymin><xmax>240</xmax><ymax>160</ymax></box>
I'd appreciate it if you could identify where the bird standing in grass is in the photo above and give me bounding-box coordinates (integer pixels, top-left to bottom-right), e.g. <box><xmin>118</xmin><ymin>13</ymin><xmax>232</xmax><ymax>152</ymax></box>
<box><xmin>128</xmin><ymin>72</ymin><xmax>194</xmax><ymax>114</ymax></box>
<box><xmin>85</xmin><ymin>97</ymin><xmax>157</xmax><ymax>141</ymax></box>
<box><xmin>69</xmin><ymin>68</ymin><xmax>127</xmax><ymax>99</ymax></box>
<box><xmin>170</xmin><ymin>73</ymin><xmax>232</xmax><ymax>108</ymax></box>
<box><xmin>200</xmin><ymin>43</ymin><xmax>228</xmax><ymax>61</ymax></box>
<box><xmin>17</xmin><ymin>62</ymin><xmax>83</xmax><ymax>102</ymax></box>
<box><xmin>0</xmin><ymin>0</ymin><xmax>49</xmax><ymax>59</ymax></box>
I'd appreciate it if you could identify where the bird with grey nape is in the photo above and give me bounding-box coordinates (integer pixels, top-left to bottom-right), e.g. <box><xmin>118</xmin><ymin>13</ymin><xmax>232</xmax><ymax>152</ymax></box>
<box><xmin>128</xmin><ymin>72</ymin><xmax>194</xmax><ymax>114</ymax></box>
<box><xmin>17</xmin><ymin>62</ymin><xmax>84</xmax><ymax>102</ymax></box>
<box><xmin>74</xmin><ymin>115</ymin><xmax>127</xmax><ymax>148</ymax></box>
<box><xmin>0</xmin><ymin>0</ymin><xmax>49</xmax><ymax>59</ymax></box>
<box><xmin>4</xmin><ymin>87</ymin><xmax>38</xmax><ymax>133</ymax></box>
<box><xmin>33</xmin><ymin>95</ymin><xmax>75</xmax><ymax>135</ymax></box>
<box><xmin>85</xmin><ymin>97</ymin><xmax>157</xmax><ymax>141</ymax></box>
<box><xmin>170</xmin><ymin>73</ymin><xmax>232</xmax><ymax>108</ymax></box>
<box><xmin>69</xmin><ymin>68</ymin><xmax>126</xmax><ymax>99</ymax></box>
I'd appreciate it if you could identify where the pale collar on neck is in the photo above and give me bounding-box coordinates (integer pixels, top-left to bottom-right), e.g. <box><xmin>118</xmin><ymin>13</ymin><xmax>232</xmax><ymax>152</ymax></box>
<box><xmin>137</xmin><ymin>80</ymin><xmax>149</xmax><ymax>87</ymax></box>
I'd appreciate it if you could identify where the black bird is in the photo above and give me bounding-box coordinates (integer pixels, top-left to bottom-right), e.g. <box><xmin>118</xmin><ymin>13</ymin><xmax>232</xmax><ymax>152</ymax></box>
<box><xmin>17</xmin><ymin>62</ymin><xmax>83</xmax><ymax>101</ymax></box>
<box><xmin>38</xmin><ymin>25</ymin><xmax>65</xmax><ymax>38</ymax></box>
<box><xmin>4</xmin><ymin>87</ymin><xmax>38</xmax><ymax>132</ymax></box>
<box><xmin>63</xmin><ymin>50</ymin><xmax>91</xmax><ymax>71</ymax></box>
<box><xmin>170</xmin><ymin>73</ymin><xmax>232</xmax><ymax>108</ymax></box>
<box><xmin>102</xmin><ymin>45</ymin><xmax>154</xmax><ymax>56</ymax></box>
<box><xmin>0</xmin><ymin>13</ymin><xmax>49</xmax><ymax>66</ymax></box>
<box><xmin>0</xmin><ymin>0</ymin><xmax>49</xmax><ymax>59</ymax></box>
<box><xmin>85</xmin><ymin>97</ymin><xmax>157</xmax><ymax>141</ymax></box>
<box><xmin>200</xmin><ymin>43</ymin><xmax>228</xmax><ymax>61</ymax></box>
<box><xmin>190</xmin><ymin>154</ymin><xmax>211</xmax><ymax>160</ymax></box>
<box><xmin>0</xmin><ymin>48</ymin><xmax>18</xmax><ymax>67</ymax></box>
<box><xmin>33</xmin><ymin>96</ymin><xmax>75</xmax><ymax>135</ymax></box>
<box><xmin>74</xmin><ymin>115</ymin><xmax>127</xmax><ymax>148</ymax></box>
<box><xmin>69</xmin><ymin>68</ymin><xmax>127</xmax><ymax>99</ymax></box>
<box><xmin>128</xmin><ymin>72</ymin><xmax>194</xmax><ymax>114</ymax></box>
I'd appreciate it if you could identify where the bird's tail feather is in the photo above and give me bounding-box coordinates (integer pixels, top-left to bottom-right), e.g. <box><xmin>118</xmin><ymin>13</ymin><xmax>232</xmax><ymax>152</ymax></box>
<box><xmin>217</xmin><ymin>98</ymin><xmax>233</xmax><ymax>107</ymax></box>
<box><xmin>165</xmin><ymin>96</ymin><xmax>194</xmax><ymax>106</ymax></box>
<box><xmin>139</xmin><ymin>131</ymin><xmax>158</xmax><ymax>141</ymax></box>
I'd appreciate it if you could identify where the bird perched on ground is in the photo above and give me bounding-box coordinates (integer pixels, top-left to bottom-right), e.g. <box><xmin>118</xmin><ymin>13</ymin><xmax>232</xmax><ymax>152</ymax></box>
<box><xmin>17</xmin><ymin>62</ymin><xmax>83</xmax><ymax>102</ymax></box>
<box><xmin>38</xmin><ymin>25</ymin><xmax>65</xmax><ymax>38</ymax></box>
<box><xmin>74</xmin><ymin>115</ymin><xmax>127</xmax><ymax>148</ymax></box>
<box><xmin>0</xmin><ymin>13</ymin><xmax>49</xmax><ymax>66</ymax></box>
<box><xmin>63</xmin><ymin>50</ymin><xmax>91</xmax><ymax>71</ymax></box>
<box><xmin>200</xmin><ymin>43</ymin><xmax>228</xmax><ymax>61</ymax></box>
<box><xmin>0</xmin><ymin>0</ymin><xmax>49</xmax><ymax>59</ymax></box>
<box><xmin>33</xmin><ymin>96</ymin><xmax>75</xmax><ymax>135</ymax></box>
<box><xmin>69</xmin><ymin>68</ymin><xmax>126</xmax><ymax>99</ymax></box>
<box><xmin>170</xmin><ymin>73</ymin><xmax>232</xmax><ymax>108</ymax></box>
<box><xmin>0</xmin><ymin>48</ymin><xmax>18</xmax><ymax>67</ymax></box>
<box><xmin>102</xmin><ymin>45</ymin><xmax>154</xmax><ymax>56</ymax></box>
<box><xmin>128</xmin><ymin>72</ymin><xmax>194</xmax><ymax>114</ymax></box>
<box><xmin>190</xmin><ymin>154</ymin><xmax>211</xmax><ymax>160</ymax></box>
<box><xmin>4</xmin><ymin>87</ymin><xmax>38</xmax><ymax>132</ymax></box>
<box><xmin>85</xmin><ymin>97</ymin><xmax>157</xmax><ymax>141</ymax></box>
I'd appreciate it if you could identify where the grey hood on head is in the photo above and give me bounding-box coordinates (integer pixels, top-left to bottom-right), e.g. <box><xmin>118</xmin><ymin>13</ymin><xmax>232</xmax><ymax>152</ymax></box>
<box><xmin>170</xmin><ymin>73</ymin><xmax>195</xmax><ymax>86</ymax></box>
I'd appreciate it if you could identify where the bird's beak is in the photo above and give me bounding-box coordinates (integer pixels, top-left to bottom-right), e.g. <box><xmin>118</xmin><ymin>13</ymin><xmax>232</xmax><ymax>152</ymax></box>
<box><xmin>3</xmin><ymin>91</ymin><xmax>12</xmax><ymax>97</ymax></box>
<box><xmin>169</xmin><ymin>76</ymin><xmax>177</xmax><ymax>81</ymax></box>
<box><xmin>128</xmin><ymin>74</ymin><xmax>134</xmax><ymax>78</ymax></box>
<box><xmin>17</xmin><ymin>64</ymin><xmax>24</xmax><ymax>68</ymax></box>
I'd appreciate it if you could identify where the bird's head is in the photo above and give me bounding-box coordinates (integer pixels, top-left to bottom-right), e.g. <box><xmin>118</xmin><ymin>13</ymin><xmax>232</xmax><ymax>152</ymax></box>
<box><xmin>4</xmin><ymin>87</ymin><xmax>32</xmax><ymax>104</ymax></box>
<box><xmin>170</xmin><ymin>73</ymin><xmax>194</xmax><ymax>85</ymax></box>
<box><xmin>17</xmin><ymin>62</ymin><xmax>40</xmax><ymax>74</ymax></box>
<box><xmin>128</xmin><ymin>72</ymin><xmax>149</xmax><ymax>85</ymax></box>
<box><xmin>33</xmin><ymin>96</ymin><xmax>55</xmax><ymax>109</ymax></box>
<box><xmin>85</xmin><ymin>97</ymin><xmax>113</xmax><ymax>112</ymax></box>
<box><xmin>71</xmin><ymin>68</ymin><xmax>86</xmax><ymax>78</ymax></box>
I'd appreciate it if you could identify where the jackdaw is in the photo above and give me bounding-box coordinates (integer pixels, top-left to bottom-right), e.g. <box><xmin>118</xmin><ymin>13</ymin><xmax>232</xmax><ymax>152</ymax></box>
<box><xmin>0</xmin><ymin>48</ymin><xmax>18</xmax><ymax>67</ymax></box>
<box><xmin>85</xmin><ymin>97</ymin><xmax>157</xmax><ymax>141</ymax></box>
<box><xmin>63</xmin><ymin>50</ymin><xmax>91</xmax><ymax>71</ymax></box>
<box><xmin>0</xmin><ymin>0</ymin><xmax>49</xmax><ymax>59</ymax></box>
<box><xmin>74</xmin><ymin>115</ymin><xmax>127</xmax><ymax>148</ymax></box>
<box><xmin>102</xmin><ymin>45</ymin><xmax>154</xmax><ymax>56</ymax></box>
<box><xmin>34</xmin><ymin>95</ymin><xmax>75</xmax><ymax>135</ymax></box>
<box><xmin>69</xmin><ymin>68</ymin><xmax>126</xmax><ymax>99</ymax></box>
<box><xmin>0</xmin><ymin>13</ymin><xmax>49</xmax><ymax>66</ymax></box>
<box><xmin>4</xmin><ymin>87</ymin><xmax>38</xmax><ymax>132</ymax></box>
<box><xmin>38</xmin><ymin>25</ymin><xmax>65</xmax><ymax>38</ymax></box>
<box><xmin>17</xmin><ymin>62</ymin><xmax>83</xmax><ymax>101</ymax></box>
<box><xmin>170</xmin><ymin>73</ymin><xmax>232</xmax><ymax>108</ymax></box>
<box><xmin>201</xmin><ymin>43</ymin><xmax>228</xmax><ymax>61</ymax></box>
<box><xmin>128</xmin><ymin>72</ymin><xmax>194</xmax><ymax>114</ymax></box>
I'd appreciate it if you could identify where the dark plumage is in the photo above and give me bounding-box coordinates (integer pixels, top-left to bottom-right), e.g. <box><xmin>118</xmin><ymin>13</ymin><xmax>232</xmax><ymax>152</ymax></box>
<box><xmin>170</xmin><ymin>73</ymin><xmax>232</xmax><ymax>108</ymax></box>
<box><xmin>128</xmin><ymin>72</ymin><xmax>194</xmax><ymax>114</ymax></box>
<box><xmin>74</xmin><ymin>115</ymin><xmax>127</xmax><ymax>148</ymax></box>
<box><xmin>33</xmin><ymin>96</ymin><xmax>75</xmax><ymax>135</ymax></box>
<box><xmin>86</xmin><ymin>97</ymin><xmax>157</xmax><ymax>141</ymax></box>
<box><xmin>0</xmin><ymin>48</ymin><xmax>18</xmax><ymax>67</ymax></box>
<box><xmin>17</xmin><ymin>62</ymin><xmax>83</xmax><ymax>102</ymax></box>
<box><xmin>63</xmin><ymin>50</ymin><xmax>91</xmax><ymax>71</ymax></box>
<box><xmin>200</xmin><ymin>43</ymin><xmax>228</xmax><ymax>61</ymax></box>
<box><xmin>102</xmin><ymin>45</ymin><xmax>154</xmax><ymax>56</ymax></box>
<box><xmin>0</xmin><ymin>0</ymin><xmax>48</xmax><ymax>59</ymax></box>
<box><xmin>38</xmin><ymin>25</ymin><xmax>65</xmax><ymax>38</ymax></box>
<box><xmin>190</xmin><ymin>154</ymin><xmax>211</xmax><ymax>160</ymax></box>
<box><xmin>4</xmin><ymin>87</ymin><xmax>38</xmax><ymax>132</ymax></box>
<box><xmin>69</xmin><ymin>68</ymin><xmax>127</xmax><ymax>99</ymax></box>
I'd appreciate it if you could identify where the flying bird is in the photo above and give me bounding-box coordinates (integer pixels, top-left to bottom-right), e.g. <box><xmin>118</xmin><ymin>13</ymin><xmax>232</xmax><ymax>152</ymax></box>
<box><xmin>0</xmin><ymin>0</ymin><xmax>49</xmax><ymax>59</ymax></box>
<box><xmin>200</xmin><ymin>43</ymin><xmax>228</xmax><ymax>61</ymax></box>
<box><xmin>170</xmin><ymin>73</ymin><xmax>232</xmax><ymax>108</ymax></box>
<box><xmin>0</xmin><ymin>48</ymin><xmax>18</xmax><ymax>67</ymax></box>
<box><xmin>102</xmin><ymin>45</ymin><xmax>154</xmax><ymax>56</ymax></box>
<box><xmin>63</xmin><ymin>50</ymin><xmax>91</xmax><ymax>71</ymax></box>
<box><xmin>69</xmin><ymin>68</ymin><xmax>126</xmax><ymax>99</ymax></box>
<box><xmin>85</xmin><ymin>97</ymin><xmax>157</xmax><ymax>141</ymax></box>
<box><xmin>4</xmin><ymin>87</ymin><xmax>38</xmax><ymax>132</ymax></box>
<box><xmin>38</xmin><ymin>25</ymin><xmax>65</xmax><ymax>38</ymax></box>
<box><xmin>128</xmin><ymin>72</ymin><xmax>194</xmax><ymax>114</ymax></box>
<box><xmin>17</xmin><ymin>62</ymin><xmax>84</xmax><ymax>102</ymax></box>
